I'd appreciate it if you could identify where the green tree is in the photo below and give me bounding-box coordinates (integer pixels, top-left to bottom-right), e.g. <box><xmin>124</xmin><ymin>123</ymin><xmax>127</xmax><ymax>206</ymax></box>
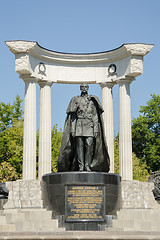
<box><xmin>0</xmin><ymin>96</ymin><xmax>63</xmax><ymax>179</ymax></box>
<box><xmin>0</xmin><ymin>102</ymin><xmax>13</xmax><ymax>132</ymax></box>
<box><xmin>132</xmin><ymin>94</ymin><xmax>160</xmax><ymax>172</ymax></box>
<box><xmin>36</xmin><ymin>125</ymin><xmax>63</xmax><ymax>174</ymax></box>
<box><xmin>12</xmin><ymin>95</ymin><xmax>23</xmax><ymax>121</ymax></box>
<box><xmin>0</xmin><ymin>161</ymin><xmax>18</xmax><ymax>182</ymax></box>
<box><xmin>51</xmin><ymin>125</ymin><xmax>62</xmax><ymax>172</ymax></box>
<box><xmin>0</xmin><ymin>95</ymin><xmax>23</xmax><ymax>179</ymax></box>
<box><xmin>132</xmin><ymin>152</ymin><xmax>150</xmax><ymax>182</ymax></box>
<box><xmin>114</xmin><ymin>136</ymin><xmax>149</xmax><ymax>182</ymax></box>
<box><xmin>0</xmin><ymin>95</ymin><xmax>23</xmax><ymax>132</ymax></box>
<box><xmin>0</xmin><ymin>120</ymin><xmax>23</xmax><ymax>177</ymax></box>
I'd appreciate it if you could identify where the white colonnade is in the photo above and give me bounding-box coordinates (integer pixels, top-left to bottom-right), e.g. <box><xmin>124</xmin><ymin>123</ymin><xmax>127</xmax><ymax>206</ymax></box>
<box><xmin>118</xmin><ymin>78</ymin><xmax>134</xmax><ymax>180</ymax></box>
<box><xmin>38</xmin><ymin>81</ymin><xmax>53</xmax><ymax>179</ymax></box>
<box><xmin>21</xmin><ymin>75</ymin><xmax>37</xmax><ymax>180</ymax></box>
<box><xmin>101</xmin><ymin>82</ymin><xmax>115</xmax><ymax>173</ymax></box>
<box><xmin>6</xmin><ymin>41</ymin><xmax>153</xmax><ymax>180</ymax></box>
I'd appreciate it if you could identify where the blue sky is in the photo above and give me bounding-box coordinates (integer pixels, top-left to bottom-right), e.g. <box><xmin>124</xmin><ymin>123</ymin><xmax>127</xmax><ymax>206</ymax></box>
<box><xmin>0</xmin><ymin>0</ymin><xmax>159</xmax><ymax>134</ymax></box>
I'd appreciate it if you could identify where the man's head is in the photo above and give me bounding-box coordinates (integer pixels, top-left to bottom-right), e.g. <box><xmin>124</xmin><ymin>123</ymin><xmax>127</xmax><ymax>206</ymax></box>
<box><xmin>80</xmin><ymin>83</ymin><xmax>89</xmax><ymax>94</ymax></box>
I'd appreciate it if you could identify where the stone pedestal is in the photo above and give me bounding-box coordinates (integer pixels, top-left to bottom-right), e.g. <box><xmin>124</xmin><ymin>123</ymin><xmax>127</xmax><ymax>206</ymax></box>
<box><xmin>3</xmin><ymin>180</ymin><xmax>43</xmax><ymax>209</ymax></box>
<box><xmin>42</xmin><ymin>172</ymin><xmax>121</xmax><ymax>231</ymax></box>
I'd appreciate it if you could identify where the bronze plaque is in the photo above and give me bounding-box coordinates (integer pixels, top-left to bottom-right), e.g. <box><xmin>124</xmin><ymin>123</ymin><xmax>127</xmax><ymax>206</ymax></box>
<box><xmin>65</xmin><ymin>185</ymin><xmax>105</xmax><ymax>222</ymax></box>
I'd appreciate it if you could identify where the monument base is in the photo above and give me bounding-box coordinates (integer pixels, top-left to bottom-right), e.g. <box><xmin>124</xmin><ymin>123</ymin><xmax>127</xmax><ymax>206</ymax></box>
<box><xmin>42</xmin><ymin>172</ymin><xmax>121</xmax><ymax>231</ymax></box>
<box><xmin>1</xmin><ymin>178</ymin><xmax>160</xmax><ymax>232</ymax></box>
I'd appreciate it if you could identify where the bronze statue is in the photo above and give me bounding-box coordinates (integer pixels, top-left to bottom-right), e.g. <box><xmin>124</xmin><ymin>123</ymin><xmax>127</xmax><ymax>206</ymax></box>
<box><xmin>57</xmin><ymin>83</ymin><xmax>110</xmax><ymax>172</ymax></box>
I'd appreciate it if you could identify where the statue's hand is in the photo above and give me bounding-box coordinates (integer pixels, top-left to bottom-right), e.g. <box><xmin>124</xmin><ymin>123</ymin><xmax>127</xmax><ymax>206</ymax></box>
<box><xmin>71</xmin><ymin>132</ymin><xmax>75</xmax><ymax>137</ymax></box>
<box><xmin>94</xmin><ymin>132</ymin><xmax>98</xmax><ymax>138</ymax></box>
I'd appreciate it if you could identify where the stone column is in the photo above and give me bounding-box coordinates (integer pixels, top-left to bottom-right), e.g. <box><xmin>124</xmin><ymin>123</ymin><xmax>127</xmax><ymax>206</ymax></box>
<box><xmin>100</xmin><ymin>82</ymin><xmax>115</xmax><ymax>173</ymax></box>
<box><xmin>38</xmin><ymin>80</ymin><xmax>53</xmax><ymax>179</ymax></box>
<box><xmin>118</xmin><ymin>78</ymin><xmax>134</xmax><ymax>180</ymax></box>
<box><xmin>21</xmin><ymin>75</ymin><xmax>37</xmax><ymax>180</ymax></box>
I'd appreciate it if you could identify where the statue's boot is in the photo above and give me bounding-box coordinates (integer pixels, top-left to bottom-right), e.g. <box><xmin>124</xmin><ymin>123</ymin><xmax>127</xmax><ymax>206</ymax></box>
<box><xmin>78</xmin><ymin>156</ymin><xmax>84</xmax><ymax>171</ymax></box>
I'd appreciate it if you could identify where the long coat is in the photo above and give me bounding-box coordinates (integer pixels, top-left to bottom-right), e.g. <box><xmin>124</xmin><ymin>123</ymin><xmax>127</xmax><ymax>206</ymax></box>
<box><xmin>57</xmin><ymin>95</ymin><xmax>110</xmax><ymax>172</ymax></box>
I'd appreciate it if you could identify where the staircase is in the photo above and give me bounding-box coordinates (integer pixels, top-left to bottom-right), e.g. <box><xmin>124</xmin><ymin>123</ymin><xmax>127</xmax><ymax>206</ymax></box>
<box><xmin>0</xmin><ymin>208</ymin><xmax>65</xmax><ymax>232</ymax></box>
<box><xmin>109</xmin><ymin>208</ymin><xmax>160</xmax><ymax>232</ymax></box>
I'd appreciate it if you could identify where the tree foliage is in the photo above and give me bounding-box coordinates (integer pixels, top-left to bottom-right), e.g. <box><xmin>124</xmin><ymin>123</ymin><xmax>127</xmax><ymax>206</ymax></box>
<box><xmin>0</xmin><ymin>161</ymin><xmax>18</xmax><ymax>182</ymax></box>
<box><xmin>0</xmin><ymin>95</ymin><xmax>63</xmax><ymax>180</ymax></box>
<box><xmin>114</xmin><ymin>136</ymin><xmax>149</xmax><ymax>182</ymax></box>
<box><xmin>0</xmin><ymin>95</ymin><xmax>23</xmax><ymax>132</ymax></box>
<box><xmin>0</xmin><ymin>95</ymin><xmax>23</xmax><ymax>179</ymax></box>
<box><xmin>132</xmin><ymin>94</ymin><xmax>160</xmax><ymax>172</ymax></box>
<box><xmin>36</xmin><ymin>125</ymin><xmax>62</xmax><ymax>174</ymax></box>
<box><xmin>51</xmin><ymin>125</ymin><xmax>62</xmax><ymax>172</ymax></box>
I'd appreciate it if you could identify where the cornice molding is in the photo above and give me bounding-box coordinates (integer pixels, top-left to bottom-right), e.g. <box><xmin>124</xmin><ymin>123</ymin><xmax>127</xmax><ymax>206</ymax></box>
<box><xmin>5</xmin><ymin>41</ymin><xmax>37</xmax><ymax>54</ymax></box>
<box><xmin>123</xmin><ymin>44</ymin><xmax>154</xmax><ymax>56</ymax></box>
<box><xmin>6</xmin><ymin>41</ymin><xmax>154</xmax><ymax>63</ymax></box>
<box><xmin>6</xmin><ymin>41</ymin><xmax>153</xmax><ymax>83</ymax></box>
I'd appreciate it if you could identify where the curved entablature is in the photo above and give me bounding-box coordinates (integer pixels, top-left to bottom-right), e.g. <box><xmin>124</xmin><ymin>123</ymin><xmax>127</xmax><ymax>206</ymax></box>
<box><xmin>6</xmin><ymin>40</ymin><xmax>153</xmax><ymax>62</ymax></box>
<box><xmin>6</xmin><ymin>40</ymin><xmax>153</xmax><ymax>84</ymax></box>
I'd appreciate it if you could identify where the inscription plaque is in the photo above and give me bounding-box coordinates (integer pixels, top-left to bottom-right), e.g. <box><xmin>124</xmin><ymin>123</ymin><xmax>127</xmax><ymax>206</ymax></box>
<box><xmin>65</xmin><ymin>185</ymin><xmax>105</xmax><ymax>222</ymax></box>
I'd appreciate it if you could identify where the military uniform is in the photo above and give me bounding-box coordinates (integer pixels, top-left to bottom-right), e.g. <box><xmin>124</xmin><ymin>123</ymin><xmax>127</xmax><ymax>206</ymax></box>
<box><xmin>57</xmin><ymin>83</ymin><xmax>110</xmax><ymax>173</ymax></box>
<box><xmin>70</xmin><ymin>95</ymin><xmax>98</xmax><ymax>171</ymax></box>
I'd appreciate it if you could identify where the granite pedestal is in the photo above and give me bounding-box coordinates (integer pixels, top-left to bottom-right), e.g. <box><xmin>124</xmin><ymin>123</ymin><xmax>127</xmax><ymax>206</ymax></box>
<box><xmin>42</xmin><ymin>172</ymin><xmax>121</xmax><ymax>231</ymax></box>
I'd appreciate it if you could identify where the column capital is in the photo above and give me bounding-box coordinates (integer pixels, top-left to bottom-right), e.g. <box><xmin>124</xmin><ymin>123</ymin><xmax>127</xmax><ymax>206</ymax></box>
<box><xmin>20</xmin><ymin>74</ymin><xmax>37</xmax><ymax>83</ymax></box>
<box><xmin>117</xmin><ymin>77</ymin><xmax>135</xmax><ymax>85</ymax></box>
<box><xmin>38</xmin><ymin>80</ymin><xmax>53</xmax><ymax>87</ymax></box>
<box><xmin>99</xmin><ymin>81</ymin><xmax>116</xmax><ymax>89</ymax></box>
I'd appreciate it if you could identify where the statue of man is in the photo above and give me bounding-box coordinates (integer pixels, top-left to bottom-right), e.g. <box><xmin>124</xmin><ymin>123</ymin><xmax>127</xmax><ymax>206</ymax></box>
<box><xmin>70</xmin><ymin>83</ymin><xmax>98</xmax><ymax>171</ymax></box>
<box><xmin>57</xmin><ymin>83</ymin><xmax>110</xmax><ymax>172</ymax></box>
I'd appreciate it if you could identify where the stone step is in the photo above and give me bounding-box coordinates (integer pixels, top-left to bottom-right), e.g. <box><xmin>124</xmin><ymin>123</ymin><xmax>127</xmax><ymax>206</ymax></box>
<box><xmin>112</xmin><ymin>219</ymin><xmax>134</xmax><ymax>230</ymax></box>
<box><xmin>33</xmin><ymin>219</ymin><xmax>65</xmax><ymax>231</ymax></box>
<box><xmin>22</xmin><ymin>209</ymin><xmax>52</xmax><ymax>221</ymax></box>
<box><xmin>0</xmin><ymin>210</ymin><xmax>5</xmax><ymax>216</ymax></box>
<box><xmin>0</xmin><ymin>223</ymin><xmax>15</xmax><ymax>232</ymax></box>
<box><xmin>3</xmin><ymin>208</ymin><xmax>20</xmax><ymax>214</ymax></box>
<box><xmin>15</xmin><ymin>221</ymin><xmax>35</xmax><ymax>231</ymax></box>
<box><xmin>0</xmin><ymin>216</ymin><xmax>6</xmax><ymax>224</ymax></box>
<box><xmin>2</xmin><ymin>208</ymin><xmax>66</xmax><ymax>232</ymax></box>
<box><xmin>116</xmin><ymin>209</ymin><xmax>160</xmax><ymax>223</ymax></box>
<box><xmin>5</xmin><ymin>211</ymin><xmax>26</xmax><ymax>224</ymax></box>
<box><xmin>111</xmin><ymin>209</ymin><xmax>160</xmax><ymax>232</ymax></box>
<box><xmin>15</xmin><ymin>218</ymin><xmax>65</xmax><ymax>232</ymax></box>
<box><xmin>1</xmin><ymin>231</ymin><xmax>160</xmax><ymax>239</ymax></box>
<box><xmin>4</xmin><ymin>208</ymin><xmax>52</xmax><ymax>222</ymax></box>
<box><xmin>117</xmin><ymin>208</ymin><xmax>160</xmax><ymax>216</ymax></box>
